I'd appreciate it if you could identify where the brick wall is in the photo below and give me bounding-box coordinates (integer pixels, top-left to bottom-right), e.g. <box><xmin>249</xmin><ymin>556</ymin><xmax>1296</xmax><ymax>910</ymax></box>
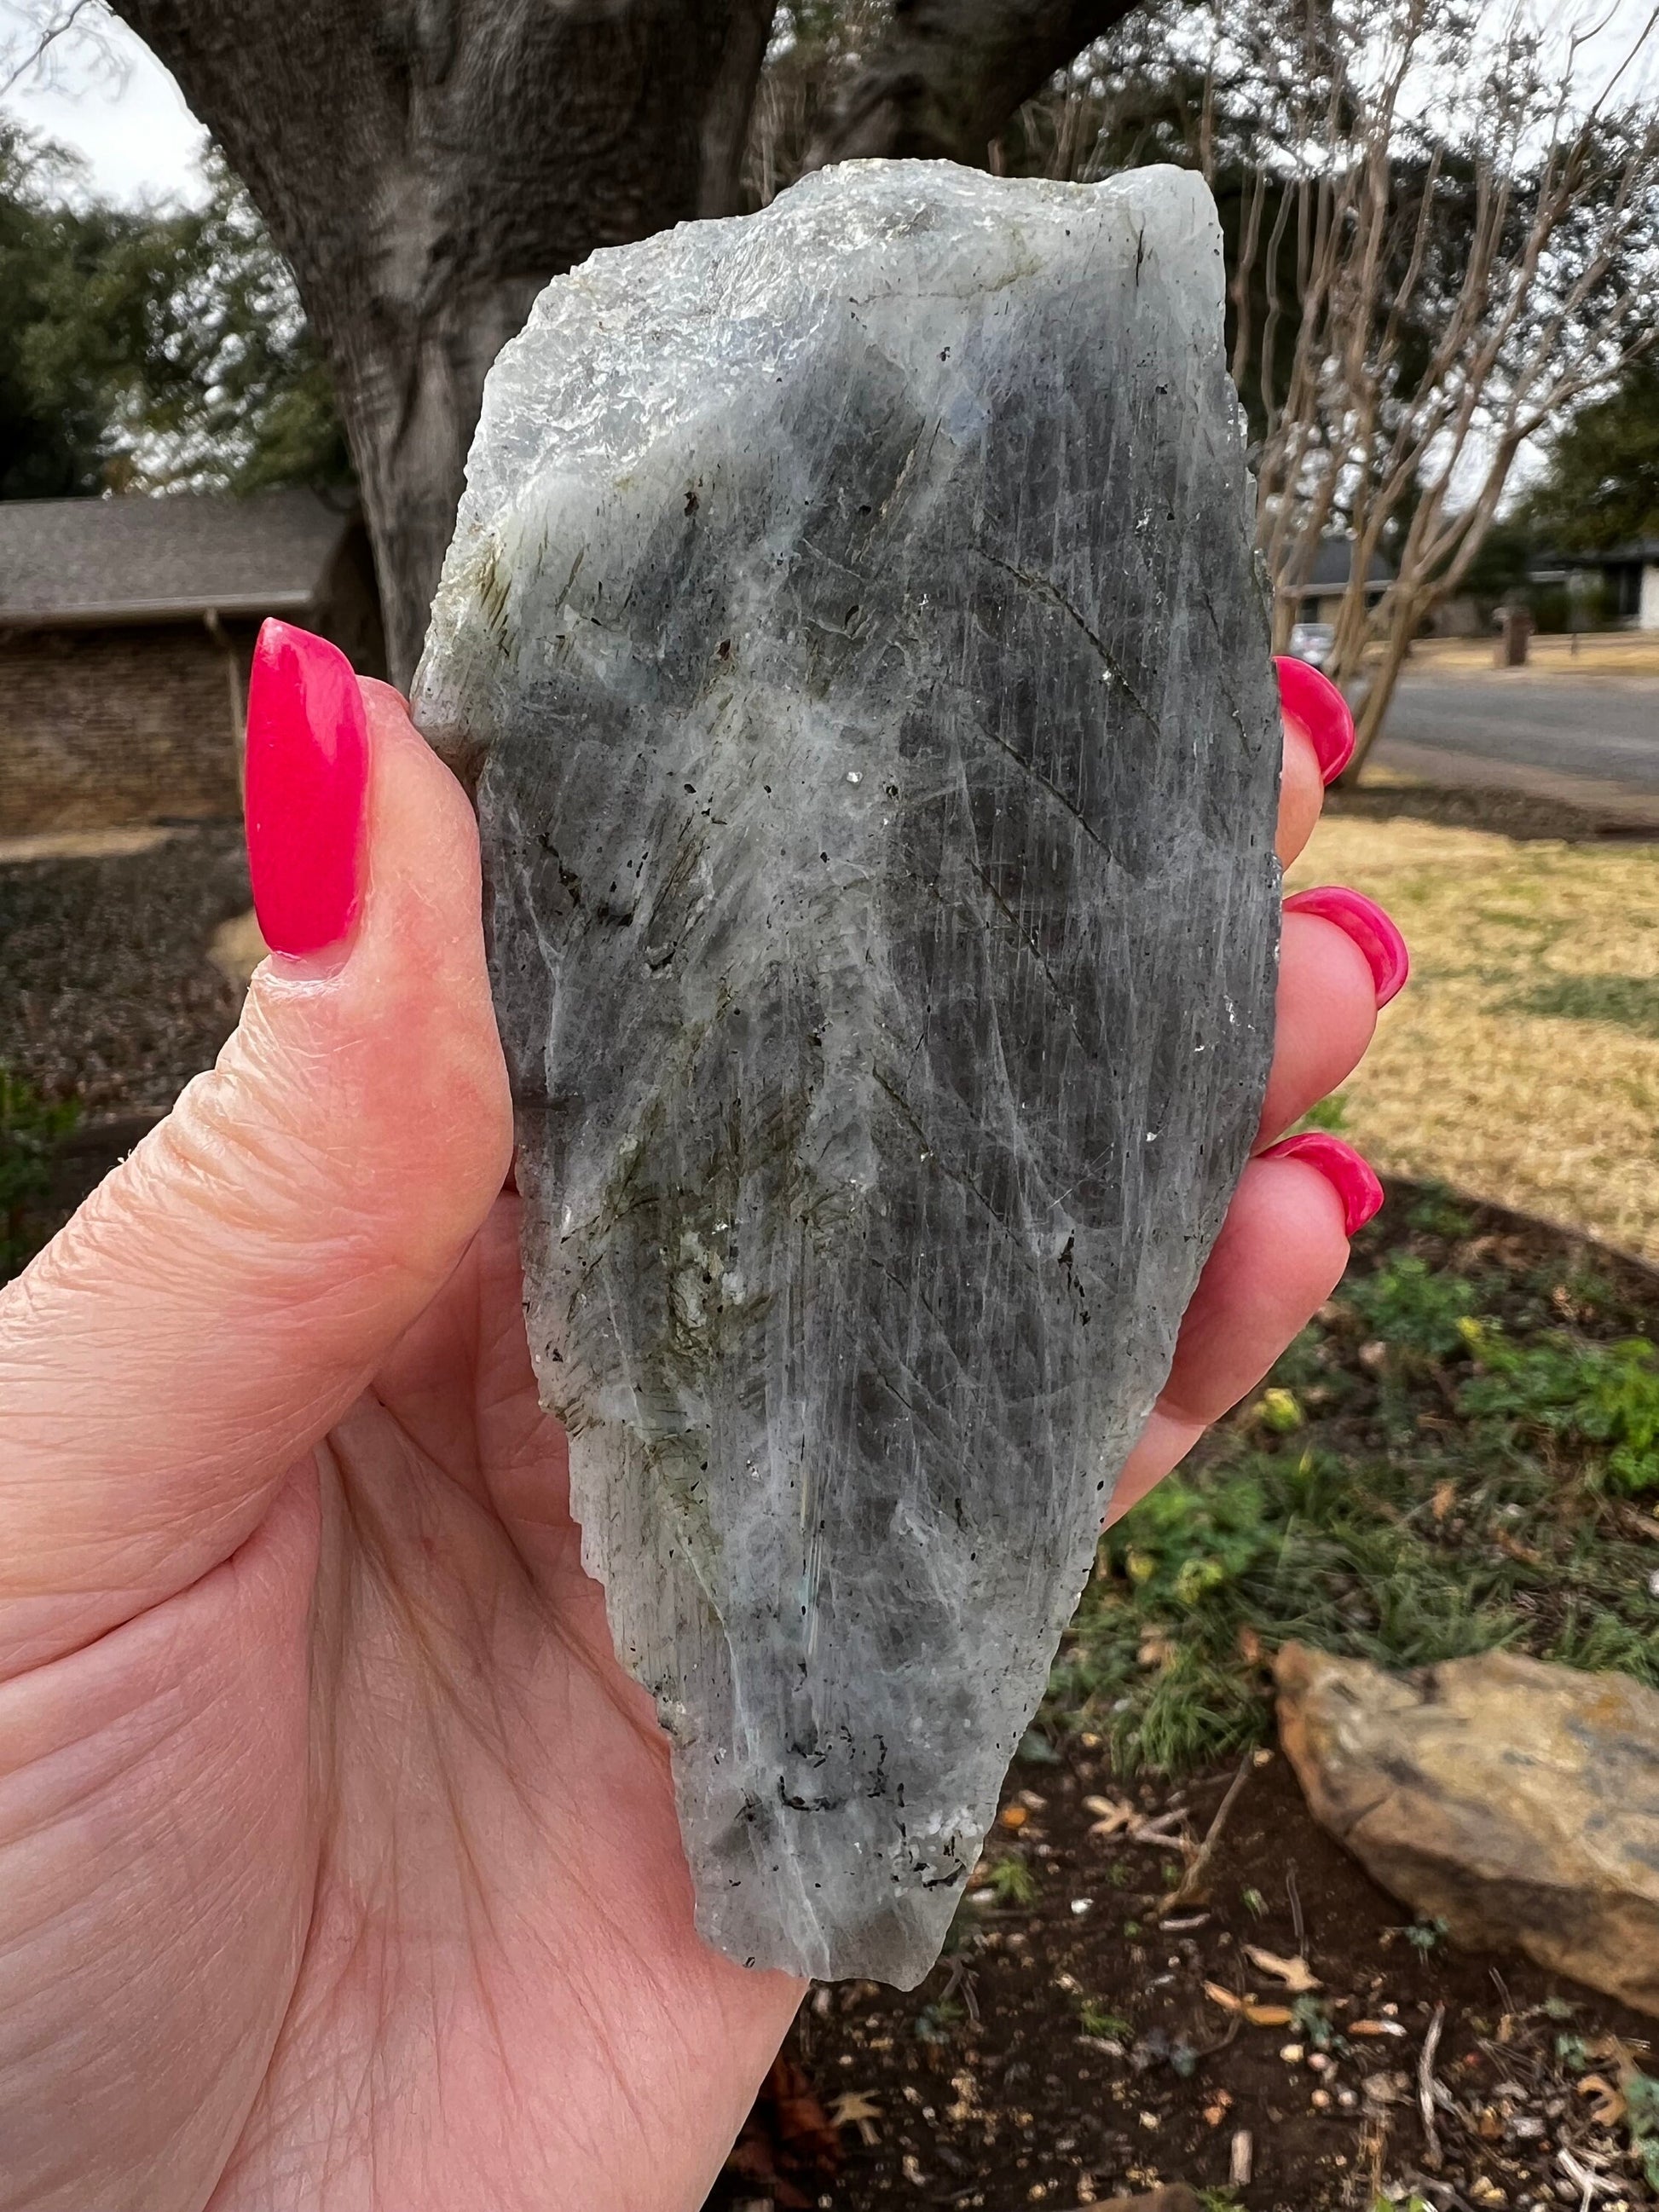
<box><xmin>0</xmin><ymin>620</ymin><xmax>255</xmax><ymax>836</ymax></box>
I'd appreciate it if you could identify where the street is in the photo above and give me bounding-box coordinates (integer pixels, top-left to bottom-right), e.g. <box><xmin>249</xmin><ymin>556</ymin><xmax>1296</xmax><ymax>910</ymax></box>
<box><xmin>1376</xmin><ymin>673</ymin><xmax>1659</xmax><ymax>808</ymax></box>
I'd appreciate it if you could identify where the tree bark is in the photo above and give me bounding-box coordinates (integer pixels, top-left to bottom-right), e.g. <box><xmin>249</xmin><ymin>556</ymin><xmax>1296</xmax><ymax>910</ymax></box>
<box><xmin>109</xmin><ymin>0</ymin><xmax>776</xmax><ymax>681</ymax></box>
<box><xmin>805</xmin><ymin>0</ymin><xmax>1141</xmax><ymax>168</ymax></box>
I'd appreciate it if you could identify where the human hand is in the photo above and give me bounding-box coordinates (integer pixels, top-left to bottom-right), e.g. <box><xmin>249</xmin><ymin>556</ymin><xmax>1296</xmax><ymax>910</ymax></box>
<box><xmin>0</xmin><ymin>628</ymin><xmax>1399</xmax><ymax>2210</ymax></box>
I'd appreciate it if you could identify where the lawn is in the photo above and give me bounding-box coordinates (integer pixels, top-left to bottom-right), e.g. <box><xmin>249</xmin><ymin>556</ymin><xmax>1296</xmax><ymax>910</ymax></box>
<box><xmin>1287</xmin><ymin>798</ymin><xmax>1659</xmax><ymax>1262</ymax></box>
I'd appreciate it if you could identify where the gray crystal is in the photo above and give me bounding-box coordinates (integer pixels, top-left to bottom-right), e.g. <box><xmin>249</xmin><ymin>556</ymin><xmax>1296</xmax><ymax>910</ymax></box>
<box><xmin>413</xmin><ymin>159</ymin><xmax>1280</xmax><ymax>1988</ymax></box>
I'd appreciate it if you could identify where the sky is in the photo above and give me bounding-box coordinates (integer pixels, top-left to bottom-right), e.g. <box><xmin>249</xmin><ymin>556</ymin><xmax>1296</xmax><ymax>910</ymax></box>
<box><xmin>2</xmin><ymin>3</ymin><xmax>210</xmax><ymax>203</ymax></box>
<box><xmin>3</xmin><ymin>0</ymin><xmax>1657</xmax><ymax>206</ymax></box>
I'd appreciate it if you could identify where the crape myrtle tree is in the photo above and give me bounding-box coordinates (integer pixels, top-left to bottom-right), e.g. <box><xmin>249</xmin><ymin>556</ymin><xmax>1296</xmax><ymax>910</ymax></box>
<box><xmin>63</xmin><ymin>0</ymin><xmax>1144</xmax><ymax>684</ymax></box>
<box><xmin>966</xmin><ymin>0</ymin><xmax>1659</xmax><ymax>772</ymax></box>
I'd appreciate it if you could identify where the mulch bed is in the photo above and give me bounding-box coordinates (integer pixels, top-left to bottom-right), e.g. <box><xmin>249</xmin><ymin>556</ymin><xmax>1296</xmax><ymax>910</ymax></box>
<box><xmin>709</xmin><ymin>1193</ymin><xmax>1659</xmax><ymax>2212</ymax></box>
<box><xmin>711</xmin><ymin>1746</ymin><xmax>1656</xmax><ymax>2212</ymax></box>
<box><xmin>0</xmin><ymin>820</ymin><xmax>249</xmax><ymax>1121</ymax></box>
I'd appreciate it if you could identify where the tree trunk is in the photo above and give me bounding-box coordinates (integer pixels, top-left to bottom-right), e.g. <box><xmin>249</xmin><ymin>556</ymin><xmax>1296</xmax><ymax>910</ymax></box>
<box><xmin>1341</xmin><ymin>596</ymin><xmax>1425</xmax><ymax>787</ymax></box>
<box><xmin>806</xmin><ymin>0</ymin><xmax>1142</xmax><ymax>167</ymax></box>
<box><xmin>108</xmin><ymin>0</ymin><xmax>776</xmax><ymax>682</ymax></box>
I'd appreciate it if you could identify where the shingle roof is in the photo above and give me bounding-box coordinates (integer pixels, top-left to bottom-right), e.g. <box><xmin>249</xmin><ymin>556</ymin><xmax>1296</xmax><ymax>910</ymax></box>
<box><xmin>0</xmin><ymin>489</ymin><xmax>357</xmax><ymax>627</ymax></box>
<box><xmin>1280</xmin><ymin>534</ymin><xmax>1396</xmax><ymax>590</ymax></box>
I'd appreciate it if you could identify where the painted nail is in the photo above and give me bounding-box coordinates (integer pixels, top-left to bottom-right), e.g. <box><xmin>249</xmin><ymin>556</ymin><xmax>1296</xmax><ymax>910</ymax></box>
<box><xmin>1260</xmin><ymin>1131</ymin><xmax>1385</xmax><ymax>1237</ymax></box>
<box><xmin>1275</xmin><ymin>656</ymin><xmax>1356</xmax><ymax>785</ymax></box>
<box><xmin>1284</xmin><ymin>885</ymin><xmax>1410</xmax><ymax>1007</ymax></box>
<box><xmin>245</xmin><ymin>620</ymin><xmax>369</xmax><ymax>962</ymax></box>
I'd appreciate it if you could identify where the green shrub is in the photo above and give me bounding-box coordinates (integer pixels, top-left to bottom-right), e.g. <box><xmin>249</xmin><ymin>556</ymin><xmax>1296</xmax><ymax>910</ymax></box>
<box><xmin>0</xmin><ymin>1068</ymin><xmax>76</xmax><ymax>1279</ymax></box>
<box><xmin>1460</xmin><ymin>1321</ymin><xmax>1659</xmax><ymax>1493</ymax></box>
<box><xmin>1345</xmin><ymin>1252</ymin><xmax>1483</xmax><ymax>1360</ymax></box>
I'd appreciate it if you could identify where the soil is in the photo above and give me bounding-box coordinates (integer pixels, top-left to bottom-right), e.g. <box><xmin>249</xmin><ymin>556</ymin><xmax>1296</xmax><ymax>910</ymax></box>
<box><xmin>0</xmin><ymin>818</ymin><xmax>249</xmax><ymax>1122</ymax></box>
<box><xmin>1324</xmin><ymin>774</ymin><xmax>1658</xmax><ymax>847</ymax></box>
<box><xmin>712</xmin><ymin>1745</ymin><xmax>1657</xmax><ymax>2212</ymax></box>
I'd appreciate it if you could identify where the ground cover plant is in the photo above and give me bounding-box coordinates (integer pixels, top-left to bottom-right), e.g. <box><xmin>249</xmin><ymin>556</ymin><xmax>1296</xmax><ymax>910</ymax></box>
<box><xmin>1056</xmin><ymin>1182</ymin><xmax>1659</xmax><ymax>1778</ymax></box>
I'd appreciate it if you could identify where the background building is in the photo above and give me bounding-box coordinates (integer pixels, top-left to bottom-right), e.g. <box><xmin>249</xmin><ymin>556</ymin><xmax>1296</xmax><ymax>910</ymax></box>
<box><xmin>0</xmin><ymin>490</ymin><xmax>384</xmax><ymax>836</ymax></box>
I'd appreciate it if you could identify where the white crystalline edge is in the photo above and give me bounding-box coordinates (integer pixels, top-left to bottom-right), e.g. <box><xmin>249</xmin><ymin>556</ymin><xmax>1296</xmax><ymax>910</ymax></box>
<box><xmin>413</xmin><ymin>161</ymin><xmax>1223</xmax><ymax>736</ymax></box>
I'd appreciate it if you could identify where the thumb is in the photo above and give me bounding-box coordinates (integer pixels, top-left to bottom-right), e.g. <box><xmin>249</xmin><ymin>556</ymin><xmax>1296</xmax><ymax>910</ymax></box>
<box><xmin>0</xmin><ymin>623</ymin><xmax>512</xmax><ymax>1675</ymax></box>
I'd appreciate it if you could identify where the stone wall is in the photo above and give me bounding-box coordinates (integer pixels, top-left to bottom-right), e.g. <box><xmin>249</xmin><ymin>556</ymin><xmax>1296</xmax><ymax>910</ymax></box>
<box><xmin>0</xmin><ymin>619</ymin><xmax>254</xmax><ymax>837</ymax></box>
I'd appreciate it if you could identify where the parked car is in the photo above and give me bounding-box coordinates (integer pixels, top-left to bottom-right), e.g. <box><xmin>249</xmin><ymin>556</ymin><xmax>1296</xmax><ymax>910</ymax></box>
<box><xmin>1288</xmin><ymin>621</ymin><xmax>1336</xmax><ymax>667</ymax></box>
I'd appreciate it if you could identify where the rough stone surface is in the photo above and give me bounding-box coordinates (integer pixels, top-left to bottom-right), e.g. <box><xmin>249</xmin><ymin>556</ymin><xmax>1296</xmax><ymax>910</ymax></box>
<box><xmin>1276</xmin><ymin>1642</ymin><xmax>1659</xmax><ymax>2017</ymax></box>
<box><xmin>415</xmin><ymin>159</ymin><xmax>1280</xmax><ymax>1986</ymax></box>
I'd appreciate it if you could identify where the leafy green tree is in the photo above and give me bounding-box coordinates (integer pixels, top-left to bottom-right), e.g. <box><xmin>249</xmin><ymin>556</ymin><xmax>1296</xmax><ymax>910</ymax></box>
<box><xmin>1523</xmin><ymin>356</ymin><xmax>1659</xmax><ymax>552</ymax></box>
<box><xmin>88</xmin><ymin>148</ymin><xmax>351</xmax><ymax>495</ymax></box>
<box><xmin>0</xmin><ymin>126</ymin><xmax>130</xmax><ymax>497</ymax></box>
<box><xmin>0</xmin><ymin>127</ymin><xmax>350</xmax><ymax>502</ymax></box>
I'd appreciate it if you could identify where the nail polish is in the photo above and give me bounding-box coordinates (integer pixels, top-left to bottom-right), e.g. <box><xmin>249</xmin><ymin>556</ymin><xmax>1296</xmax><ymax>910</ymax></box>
<box><xmin>1275</xmin><ymin>656</ymin><xmax>1356</xmax><ymax>785</ymax></box>
<box><xmin>245</xmin><ymin>620</ymin><xmax>369</xmax><ymax>962</ymax></box>
<box><xmin>1284</xmin><ymin>885</ymin><xmax>1410</xmax><ymax>1007</ymax></box>
<box><xmin>1260</xmin><ymin>1131</ymin><xmax>1384</xmax><ymax>1237</ymax></box>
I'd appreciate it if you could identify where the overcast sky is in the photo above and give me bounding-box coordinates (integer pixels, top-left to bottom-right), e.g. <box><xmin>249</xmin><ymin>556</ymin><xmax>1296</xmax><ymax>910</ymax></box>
<box><xmin>1</xmin><ymin>3</ymin><xmax>207</xmax><ymax>201</ymax></box>
<box><xmin>3</xmin><ymin>0</ymin><xmax>1657</xmax><ymax>206</ymax></box>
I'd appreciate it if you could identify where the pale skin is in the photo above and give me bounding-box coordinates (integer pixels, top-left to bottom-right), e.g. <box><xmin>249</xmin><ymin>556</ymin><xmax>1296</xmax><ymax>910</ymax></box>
<box><xmin>0</xmin><ymin>687</ymin><xmax>1374</xmax><ymax>2212</ymax></box>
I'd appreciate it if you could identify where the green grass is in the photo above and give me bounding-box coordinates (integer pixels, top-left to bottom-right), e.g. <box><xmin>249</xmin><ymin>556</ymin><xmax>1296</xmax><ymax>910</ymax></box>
<box><xmin>1044</xmin><ymin>1237</ymin><xmax>1659</xmax><ymax>1774</ymax></box>
<box><xmin>0</xmin><ymin>1067</ymin><xmax>76</xmax><ymax>1280</ymax></box>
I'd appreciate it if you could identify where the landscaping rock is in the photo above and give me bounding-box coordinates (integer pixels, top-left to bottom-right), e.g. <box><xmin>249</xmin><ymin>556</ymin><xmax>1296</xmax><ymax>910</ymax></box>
<box><xmin>1275</xmin><ymin>1641</ymin><xmax>1659</xmax><ymax>2015</ymax></box>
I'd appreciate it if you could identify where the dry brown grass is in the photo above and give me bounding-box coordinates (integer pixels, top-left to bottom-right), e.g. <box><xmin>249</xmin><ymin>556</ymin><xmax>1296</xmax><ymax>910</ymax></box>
<box><xmin>1405</xmin><ymin>630</ymin><xmax>1659</xmax><ymax>679</ymax></box>
<box><xmin>1286</xmin><ymin>812</ymin><xmax>1659</xmax><ymax>1260</ymax></box>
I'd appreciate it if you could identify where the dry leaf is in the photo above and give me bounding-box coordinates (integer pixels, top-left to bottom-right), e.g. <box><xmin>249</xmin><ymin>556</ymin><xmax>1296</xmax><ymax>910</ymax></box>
<box><xmin>1351</xmin><ymin>2019</ymin><xmax>1408</xmax><ymax>2039</ymax></box>
<box><xmin>829</xmin><ymin>2091</ymin><xmax>882</xmax><ymax>2147</ymax></box>
<box><xmin>1577</xmin><ymin>2073</ymin><xmax>1629</xmax><ymax>2128</ymax></box>
<box><xmin>1237</xmin><ymin>1624</ymin><xmax>1263</xmax><ymax>1665</ymax></box>
<box><xmin>1203</xmin><ymin>1983</ymin><xmax>1293</xmax><ymax>2028</ymax></box>
<box><xmin>1137</xmin><ymin>1632</ymin><xmax>1176</xmax><ymax>1669</ymax></box>
<box><xmin>1244</xmin><ymin>1944</ymin><xmax>1321</xmax><ymax>1992</ymax></box>
<box><xmin>1493</xmin><ymin>1529</ymin><xmax>1545</xmax><ymax>1566</ymax></box>
<box><xmin>1082</xmin><ymin>1795</ymin><xmax>1136</xmax><ymax>1834</ymax></box>
<box><xmin>1431</xmin><ymin>1477</ymin><xmax>1457</xmax><ymax>1522</ymax></box>
<box><xmin>1202</xmin><ymin>2090</ymin><xmax>1234</xmax><ymax>2127</ymax></box>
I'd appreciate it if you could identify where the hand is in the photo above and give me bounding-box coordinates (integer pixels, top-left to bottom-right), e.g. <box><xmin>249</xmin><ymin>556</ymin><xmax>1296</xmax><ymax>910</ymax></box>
<box><xmin>0</xmin><ymin>629</ymin><xmax>1400</xmax><ymax>2211</ymax></box>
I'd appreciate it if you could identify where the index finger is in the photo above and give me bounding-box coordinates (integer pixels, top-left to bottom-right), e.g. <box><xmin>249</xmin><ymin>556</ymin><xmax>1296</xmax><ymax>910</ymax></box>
<box><xmin>1275</xmin><ymin>656</ymin><xmax>1356</xmax><ymax>866</ymax></box>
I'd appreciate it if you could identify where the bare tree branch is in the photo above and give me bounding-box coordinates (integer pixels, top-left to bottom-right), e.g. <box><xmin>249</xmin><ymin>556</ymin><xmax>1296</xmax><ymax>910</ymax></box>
<box><xmin>1</xmin><ymin>0</ymin><xmax>120</xmax><ymax>100</ymax></box>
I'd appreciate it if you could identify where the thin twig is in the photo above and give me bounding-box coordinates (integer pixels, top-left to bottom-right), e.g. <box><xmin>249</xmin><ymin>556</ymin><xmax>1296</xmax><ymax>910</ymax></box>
<box><xmin>1159</xmin><ymin>1751</ymin><xmax>1254</xmax><ymax>1915</ymax></box>
<box><xmin>1</xmin><ymin>0</ymin><xmax>100</xmax><ymax>98</ymax></box>
<box><xmin>1419</xmin><ymin>2001</ymin><xmax>1447</xmax><ymax>2169</ymax></box>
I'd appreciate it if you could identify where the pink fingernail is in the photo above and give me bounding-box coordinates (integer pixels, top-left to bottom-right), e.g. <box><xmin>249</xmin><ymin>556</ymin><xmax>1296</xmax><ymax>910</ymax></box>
<box><xmin>1284</xmin><ymin>886</ymin><xmax>1410</xmax><ymax>1007</ymax></box>
<box><xmin>246</xmin><ymin>621</ymin><xmax>368</xmax><ymax>962</ymax></box>
<box><xmin>1261</xmin><ymin>1131</ymin><xmax>1385</xmax><ymax>1236</ymax></box>
<box><xmin>1275</xmin><ymin>656</ymin><xmax>1356</xmax><ymax>785</ymax></box>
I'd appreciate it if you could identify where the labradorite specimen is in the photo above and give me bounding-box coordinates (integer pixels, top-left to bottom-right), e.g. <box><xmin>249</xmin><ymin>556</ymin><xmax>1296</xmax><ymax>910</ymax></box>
<box><xmin>414</xmin><ymin>159</ymin><xmax>1280</xmax><ymax>1987</ymax></box>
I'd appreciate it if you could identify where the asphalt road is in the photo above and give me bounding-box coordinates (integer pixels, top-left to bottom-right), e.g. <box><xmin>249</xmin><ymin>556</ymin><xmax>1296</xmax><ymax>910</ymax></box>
<box><xmin>1376</xmin><ymin>673</ymin><xmax>1659</xmax><ymax>803</ymax></box>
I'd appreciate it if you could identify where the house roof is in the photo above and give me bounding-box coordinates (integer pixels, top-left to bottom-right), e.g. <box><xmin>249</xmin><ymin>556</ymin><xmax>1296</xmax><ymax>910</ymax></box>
<box><xmin>0</xmin><ymin>489</ymin><xmax>359</xmax><ymax>628</ymax></box>
<box><xmin>1280</xmin><ymin>534</ymin><xmax>1396</xmax><ymax>591</ymax></box>
<box><xmin>1546</xmin><ymin>538</ymin><xmax>1659</xmax><ymax>567</ymax></box>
